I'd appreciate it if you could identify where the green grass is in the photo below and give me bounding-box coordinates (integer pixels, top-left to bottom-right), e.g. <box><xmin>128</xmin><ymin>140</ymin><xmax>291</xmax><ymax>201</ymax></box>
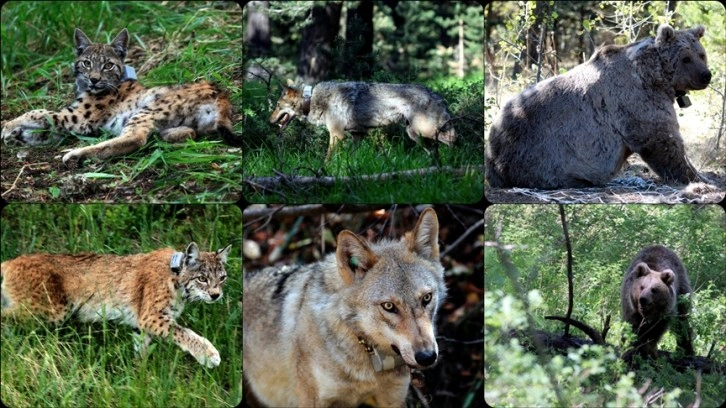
<box><xmin>1</xmin><ymin>1</ymin><xmax>242</xmax><ymax>202</ymax></box>
<box><xmin>0</xmin><ymin>204</ymin><xmax>242</xmax><ymax>407</ymax></box>
<box><xmin>241</xmin><ymin>78</ymin><xmax>485</xmax><ymax>203</ymax></box>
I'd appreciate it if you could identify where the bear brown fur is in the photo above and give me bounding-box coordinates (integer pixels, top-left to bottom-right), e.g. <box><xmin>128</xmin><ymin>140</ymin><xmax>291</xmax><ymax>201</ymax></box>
<box><xmin>486</xmin><ymin>25</ymin><xmax>711</xmax><ymax>189</ymax></box>
<box><xmin>620</xmin><ymin>245</ymin><xmax>694</xmax><ymax>358</ymax></box>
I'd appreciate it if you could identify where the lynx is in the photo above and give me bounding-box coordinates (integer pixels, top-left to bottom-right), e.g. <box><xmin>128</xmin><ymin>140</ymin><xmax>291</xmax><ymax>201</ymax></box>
<box><xmin>1</xmin><ymin>28</ymin><xmax>235</xmax><ymax>166</ymax></box>
<box><xmin>0</xmin><ymin>242</ymin><xmax>232</xmax><ymax>368</ymax></box>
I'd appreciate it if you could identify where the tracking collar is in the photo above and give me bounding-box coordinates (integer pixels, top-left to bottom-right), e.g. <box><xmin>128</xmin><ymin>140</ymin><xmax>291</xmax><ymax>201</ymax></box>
<box><xmin>675</xmin><ymin>90</ymin><xmax>691</xmax><ymax>109</ymax></box>
<box><xmin>358</xmin><ymin>337</ymin><xmax>406</xmax><ymax>372</ymax></box>
<box><xmin>170</xmin><ymin>251</ymin><xmax>185</xmax><ymax>274</ymax></box>
<box><xmin>302</xmin><ymin>84</ymin><xmax>313</xmax><ymax>116</ymax></box>
<box><xmin>122</xmin><ymin>65</ymin><xmax>137</xmax><ymax>81</ymax></box>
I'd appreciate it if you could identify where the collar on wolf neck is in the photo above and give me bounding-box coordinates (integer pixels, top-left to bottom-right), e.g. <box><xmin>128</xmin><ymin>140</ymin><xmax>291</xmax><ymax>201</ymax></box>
<box><xmin>302</xmin><ymin>84</ymin><xmax>313</xmax><ymax>116</ymax></box>
<box><xmin>169</xmin><ymin>252</ymin><xmax>185</xmax><ymax>275</ymax></box>
<box><xmin>358</xmin><ymin>337</ymin><xmax>406</xmax><ymax>372</ymax></box>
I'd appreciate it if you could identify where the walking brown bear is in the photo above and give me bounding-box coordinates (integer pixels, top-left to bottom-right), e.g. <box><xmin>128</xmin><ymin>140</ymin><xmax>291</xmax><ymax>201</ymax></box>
<box><xmin>486</xmin><ymin>25</ymin><xmax>711</xmax><ymax>189</ymax></box>
<box><xmin>621</xmin><ymin>245</ymin><xmax>694</xmax><ymax>359</ymax></box>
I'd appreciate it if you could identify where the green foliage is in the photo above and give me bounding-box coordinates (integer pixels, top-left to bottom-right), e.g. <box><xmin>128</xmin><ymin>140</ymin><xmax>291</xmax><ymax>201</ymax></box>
<box><xmin>241</xmin><ymin>78</ymin><xmax>484</xmax><ymax>203</ymax></box>
<box><xmin>485</xmin><ymin>205</ymin><xmax>725</xmax><ymax>406</ymax></box>
<box><xmin>0</xmin><ymin>204</ymin><xmax>242</xmax><ymax>407</ymax></box>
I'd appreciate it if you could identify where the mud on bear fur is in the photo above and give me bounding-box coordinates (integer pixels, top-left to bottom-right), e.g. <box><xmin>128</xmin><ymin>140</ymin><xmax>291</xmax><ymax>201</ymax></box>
<box><xmin>487</xmin><ymin>25</ymin><xmax>711</xmax><ymax>189</ymax></box>
<box><xmin>620</xmin><ymin>245</ymin><xmax>694</xmax><ymax>359</ymax></box>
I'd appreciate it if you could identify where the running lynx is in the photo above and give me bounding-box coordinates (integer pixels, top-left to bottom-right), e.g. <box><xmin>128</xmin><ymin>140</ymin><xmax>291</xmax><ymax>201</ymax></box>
<box><xmin>0</xmin><ymin>242</ymin><xmax>232</xmax><ymax>368</ymax></box>
<box><xmin>1</xmin><ymin>28</ymin><xmax>235</xmax><ymax>166</ymax></box>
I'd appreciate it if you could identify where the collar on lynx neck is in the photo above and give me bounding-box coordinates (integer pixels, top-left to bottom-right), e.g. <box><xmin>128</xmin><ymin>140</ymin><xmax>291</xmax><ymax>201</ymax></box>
<box><xmin>358</xmin><ymin>337</ymin><xmax>406</xmax><ymax>372</ymax></box>
<box><xmin>169</xmin><ymin>252</ymin><xmax>185</xmax><ymax>275</ymax></box>
<box><xmin>122</xmin><ymin>65</ymin><xmax>137</xmax><ymax>81</ymax></box>
<box><xmin>302</xmin><ymin>84</ymin><xmax>313</xmax><ymax>115</ymax></box>
<box><xmin>675</xmin><ymin>90</ymin><xmax>692</xmax><ymax>109</ymax></box>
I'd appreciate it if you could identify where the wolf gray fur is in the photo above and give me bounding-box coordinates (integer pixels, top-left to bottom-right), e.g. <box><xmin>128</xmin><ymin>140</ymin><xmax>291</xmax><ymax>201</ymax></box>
<box><xmin>243</xmin><ymin>208</ymin><xmax>446</xmax><ymax>407</ymax></box>
<box><xmin>487</xmin><ymin>25</ymin><xmax>710</xmax><ymax>189</ymax></box>
<box><xmin>269</xmin><ymin>82</ymin><xmax>456</xmax><ymax>159</ymax></box>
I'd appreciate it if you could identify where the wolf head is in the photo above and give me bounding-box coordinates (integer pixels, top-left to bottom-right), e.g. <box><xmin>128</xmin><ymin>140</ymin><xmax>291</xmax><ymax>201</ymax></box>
<box><xmin>335</xmin><ymin>208</ymin><xmax>446</xmax><ymax>370</ymax></box>
<box><xmin>269</xmin><ymin>84</ymin><xmax>305</xmax><ymax>130</ymax></box>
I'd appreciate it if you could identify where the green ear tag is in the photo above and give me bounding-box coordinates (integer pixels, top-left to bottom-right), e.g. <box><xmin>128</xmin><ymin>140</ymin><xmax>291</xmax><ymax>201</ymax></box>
<box><xmin>349</xmin><ymin>256</ymin><xmax>359</xmax><ymax>269</ymax></box>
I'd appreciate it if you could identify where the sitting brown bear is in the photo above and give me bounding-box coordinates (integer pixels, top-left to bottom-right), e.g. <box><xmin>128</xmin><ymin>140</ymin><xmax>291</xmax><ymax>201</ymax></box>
<box><xmin>621</xmin><ymin>245</ymin><xmax>694</xmax><ymax>359</ymax></box>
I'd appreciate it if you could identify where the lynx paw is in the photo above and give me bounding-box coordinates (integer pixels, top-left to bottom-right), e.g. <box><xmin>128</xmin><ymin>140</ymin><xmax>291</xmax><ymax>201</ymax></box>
<box><xmin>195</xmin><ymin>337</ymin><xmax>221</xmax><ymax>368</ymax></box>
<box><xmin>2</xmin><ymin>119</ymin><xmax>51</xmax><ymax>146</ymax></box>
<box><xmin>62</xmin><ymin>148</ymin><xmax>85</xmax><ymax>167</ymax></box>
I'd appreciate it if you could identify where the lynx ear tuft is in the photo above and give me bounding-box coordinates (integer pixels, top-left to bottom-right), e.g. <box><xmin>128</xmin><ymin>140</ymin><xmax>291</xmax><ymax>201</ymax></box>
<box><xmin>110</xmin><ymin>28</ymin><xmax>129</xmax><ymax>60</ymax></box>
<box><xmin>74</xmin><ymin>28</ymin><xmax>92</xmax><ymax>57</ymax></box>
<box><xmin>185</xmin><ymin>242</ymin><xmax>200</xmax><ymax>268</ymax></box>
<box><xmin>217</xmin><ymin>244</ymin><xmax>232</xmax><ymax>264</ymax></box>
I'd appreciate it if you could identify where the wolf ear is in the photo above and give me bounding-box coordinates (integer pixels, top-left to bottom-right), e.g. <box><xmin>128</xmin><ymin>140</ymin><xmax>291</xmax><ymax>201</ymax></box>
<box><xmin>110</xmin><ymin>28</ymin><xmax>129</xmax><ymax>60</ymax></box>
<box><xmin>336</xmin><ymin>230</ymin><xmax>378</xmax><ymax>285</ymax></box>
<box><xmin>74</xmin><ymin>28</ymin><xmax>92</xmax><ymax>56</ymax></box>
<box><xmin>407</xmin><ymin>208</ymin><xmax>440</xmax><ymax>262</ymax></box>
<box><xmin>185</xmin><ymin>242</ymin><xmax>200</xmax><ymax>268</ymax></box>
<box><xmin>217</xmin><ymin>244</ymin><xmax>232</xmax><ymax>264</ymax></box>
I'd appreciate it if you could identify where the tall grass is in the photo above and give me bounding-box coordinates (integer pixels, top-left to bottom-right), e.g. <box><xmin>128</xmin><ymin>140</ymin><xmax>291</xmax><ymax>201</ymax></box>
<box><xmin>0</xmin><ymin>204</ymin><xmax>242</xmax><ymax>407</ymax></box>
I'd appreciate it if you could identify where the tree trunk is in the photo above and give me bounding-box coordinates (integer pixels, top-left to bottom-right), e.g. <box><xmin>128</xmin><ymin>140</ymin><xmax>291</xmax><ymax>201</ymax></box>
<box><xmin>244</xmin><ymin>1</ymin><xmax>271</xmax><ymax>58</ymax></box>
<box><xmin>297</xmin><ymin>2</ymin><xmax>342</xmax><ymax>84</ymax></box>
<box><xmin>343</xmin><ymin>1</ymin><xmax>374</xmax><ymax>80</ymax></box>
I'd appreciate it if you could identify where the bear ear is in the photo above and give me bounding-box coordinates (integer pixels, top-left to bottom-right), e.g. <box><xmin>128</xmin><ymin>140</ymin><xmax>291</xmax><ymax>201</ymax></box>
<box><xmin>661</xmin><ymin>269</ymin><xmax>675</xmax><ymax>285</ymax></box>
<box><xmin>656</xmin><ymin>24</ymin><xmax>676</xmax><ymax>46</ymax></box>
<box><xmin>634</xmin><ymin>262</ymin><xmax>651</xmax><ymax>277</ymax></box>
<box><xmin>691</xmin><ymin>26</ymin><xmax>706</xmax><ymax>39</ymax></box>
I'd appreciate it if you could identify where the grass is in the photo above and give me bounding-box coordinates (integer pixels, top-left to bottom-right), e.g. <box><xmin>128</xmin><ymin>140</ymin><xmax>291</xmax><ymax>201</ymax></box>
<box><xmin>241</xmin><ymin>78</ymin><xmax>485</xmax><ymax>203</ymax></box>
<box><xmin>0</xmin><ymin>204</ymin><xmax>242</xmax><ymax>407</ymax></box>
<box><xmin>0</xmin><ymin>1</ymin><xmax>243</xmax><ymax>203</ymax></box>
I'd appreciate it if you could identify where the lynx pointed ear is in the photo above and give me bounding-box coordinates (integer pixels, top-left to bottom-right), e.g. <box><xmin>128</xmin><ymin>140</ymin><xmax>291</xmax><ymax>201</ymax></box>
<box><xmin>110</xmin><ymin>28</ymin><xmax>129</xmax><ymax>60</ymax></box>
<box><xmin>336</xmin><ymin>230</ymin><xmax>378</xmax><ymax>285</ymax></box>
<box><xmin>185</xmin><ymin>242</ymin><xmax>200</xmax><ymax>268</ymax></box>
<box><xmin>217</xmin><ymin>244</ymin><xmax>232</xmax><ymax>264</ymax></box>
<box><xmin>407</xmin><ymin>208</ymin><xmax>440</xmax><ymax>262</ymax></box>
<box><xmin>74</xmin><ymin>28</ymin><xmax>92</xmax><ymax>56</ymax></box>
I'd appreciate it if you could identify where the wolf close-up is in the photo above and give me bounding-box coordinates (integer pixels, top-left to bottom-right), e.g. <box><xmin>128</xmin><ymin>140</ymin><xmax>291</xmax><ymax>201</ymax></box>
<box><xmin>243</xmin><ymin>208</ymin><xmax>448</xmax><ymax>407</ymax></box>
<box><xmin>269</xmin><ymin>81</ymin><xmax>456</xmax><ymax>159</ymax></box>
<box><xmin>1</xmin><ymin>28</ymin><xmax>236</xmax><ymax>166</ymax></box>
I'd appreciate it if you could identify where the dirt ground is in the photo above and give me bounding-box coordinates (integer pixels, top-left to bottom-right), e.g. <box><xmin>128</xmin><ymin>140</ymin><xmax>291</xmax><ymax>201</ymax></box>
<box><xmin>485</xmin><ymin>160</ymin><xmax>726</xmax><ymax>204</ymax></box>
<box><xmin>0</xmin><ymin>144</ymin><xmax>239</xmax><ymax>203</ymax></box>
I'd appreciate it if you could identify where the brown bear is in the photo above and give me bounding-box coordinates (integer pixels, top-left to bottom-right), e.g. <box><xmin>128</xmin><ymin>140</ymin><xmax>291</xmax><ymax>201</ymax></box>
<box><xmin>486</xmin><ymin>25</ymin><xmax>711</xmax><ymax>189</ymax></box>
<box><xmin>620</xmin><ymin>245</ymin><xmax>694</xmax><ymax>359</ymax></box>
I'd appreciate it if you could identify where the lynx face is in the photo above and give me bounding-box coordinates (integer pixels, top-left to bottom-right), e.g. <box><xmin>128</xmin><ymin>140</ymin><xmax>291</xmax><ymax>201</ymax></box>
<box><xmin>180</xmin><ymin>243</ymin><xmax>229</xmax><ymax>303</ymax></box>
<box><xmin>74</xmin><ymin>28</ymin><xmax>127</xmax><ymax>95</ymax></box>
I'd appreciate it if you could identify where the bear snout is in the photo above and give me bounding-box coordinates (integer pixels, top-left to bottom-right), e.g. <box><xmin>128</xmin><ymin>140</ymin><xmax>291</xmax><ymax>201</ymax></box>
<box><xmin>699</xmin><ymin>70</ymin><xmax>712</xmax><ymax>86</ymax></box>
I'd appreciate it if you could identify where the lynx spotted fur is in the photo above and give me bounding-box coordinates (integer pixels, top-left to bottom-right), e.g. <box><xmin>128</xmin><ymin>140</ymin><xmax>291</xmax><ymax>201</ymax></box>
<box><xmin>1</xmin><ymin>28</ymin><xmax>234</xmax><ymax>166</ymax></box>
<box><xmin>0</xmin><ymin>242</ymin><xmax>232</xmax><ymax>368</ymax></box>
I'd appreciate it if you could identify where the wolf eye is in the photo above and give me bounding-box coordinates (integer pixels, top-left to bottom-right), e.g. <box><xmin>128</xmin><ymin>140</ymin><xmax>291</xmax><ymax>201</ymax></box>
<box><xmin>381</xmin><ymin>302</ymin><xmax>397</xmax><ymax>313</ymax></box>
<box><xmin>422</xmin><ymin>292</ymin><xmax>432</xmax><ymax>306</ymax></box>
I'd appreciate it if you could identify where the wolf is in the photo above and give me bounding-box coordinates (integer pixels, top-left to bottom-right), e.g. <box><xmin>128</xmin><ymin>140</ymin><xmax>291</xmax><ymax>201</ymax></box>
<box><xmin>269</xmin><ymin>81</ymin><xmax>456</xmax><ymax>158</ymax></box>
<box><xmin>243</xmin><ymin>208</ymin><xmax>447</xmax><ymax>407</ymax></box>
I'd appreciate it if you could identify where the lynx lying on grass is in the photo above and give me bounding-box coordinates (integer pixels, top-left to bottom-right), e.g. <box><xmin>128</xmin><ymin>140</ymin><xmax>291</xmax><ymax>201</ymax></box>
<box><xmin>1</xmin><ymin>28</ymin><xmax>235</xmax><ymax>166</ymax></box>
<box><xmin>0</xmin><ymin>242</ymin><xmax>231</xmax><ymax>368</ymax></box>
